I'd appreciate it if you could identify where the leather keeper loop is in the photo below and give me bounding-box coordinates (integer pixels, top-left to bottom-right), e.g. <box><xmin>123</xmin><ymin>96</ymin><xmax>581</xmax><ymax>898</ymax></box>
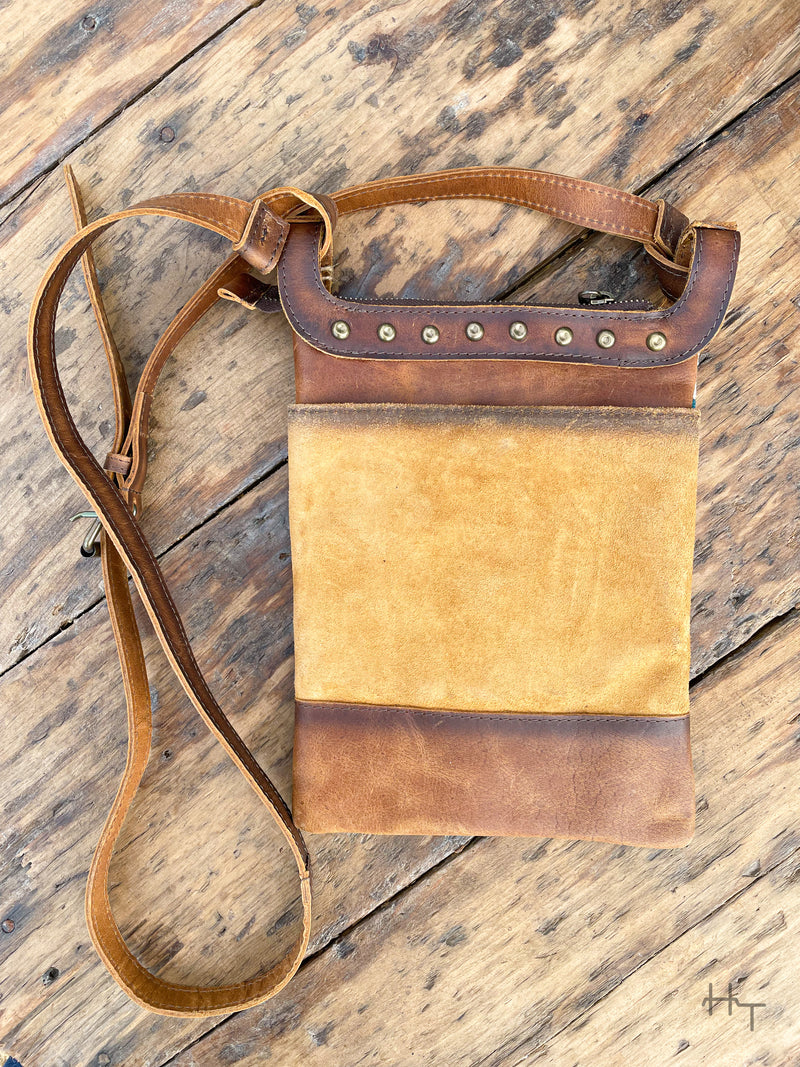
<box><xmin>231</xmin><ymin>198</ymin><xmax>291</xmax><ymax>273</ymax></box>
<box><xmin>104</xmin><ymin>451</ymin><xmax>132</xmax><ymax>476</ymax></box>
<box><xmin>654</xmin><ymin>197</ymin><xmax>689</xmax><ymax>258</ymax></box>
<box><xmin>232</xmin><ymin>188</ymin><xmax>337</xmax><ymax>272</ymax></box>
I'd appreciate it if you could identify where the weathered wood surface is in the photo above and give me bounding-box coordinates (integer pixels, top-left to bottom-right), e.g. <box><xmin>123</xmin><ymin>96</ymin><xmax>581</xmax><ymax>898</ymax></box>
<box><xmin>0</xmin><ymin>0</ymin><xmax>799</xmax><ymax>1064</ymax></box>
<box><xmin>3</xmin><ymin>0</ymin><xmax>800</xmax><ymax>673</ymax></box>
<box><xmin>0</xmin><ymin>467</ymin><xmax>469</xmax><ymax>1064</ymax></box>
<box><xmin>517</xmin><ymin>854</ymin><xmax>800</xmax><ymax>1065</ymax></box>
<box><xmin>0</xmin><ymin>0</ymin><xmax>262</xmax><ymax>207</ymax></box>
<box><xmin>168</xmin><ymin>608</ymin><xmax>800</xmax><ymax>1066</ymax></box>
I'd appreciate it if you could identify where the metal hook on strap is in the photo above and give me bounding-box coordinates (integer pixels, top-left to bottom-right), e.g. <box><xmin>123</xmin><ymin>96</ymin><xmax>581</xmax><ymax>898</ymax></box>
<box><xmin>70</xmin><ymin>511</ymin><xmax>102</xmax><ymax>558</ymax></box>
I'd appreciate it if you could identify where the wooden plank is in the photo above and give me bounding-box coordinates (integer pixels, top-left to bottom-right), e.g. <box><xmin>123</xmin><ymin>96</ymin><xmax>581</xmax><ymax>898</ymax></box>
<box><xmin>166</xmin><ymin>607</ymin><xmax>800</xmax><ymax>1066</ymax></box>
<box><xmin>0</xmin><ymin>465</ymin><xmax>469</xmax><ymax>1065</ymax></box>
<box><xmin>2</xmin><ymin>3</ymin><xmax>799</xmax><ymax>1064</ymax></box>
<box><xmin>0</xmin><ymin>0</ymin><xmax>263</xmax><ymax>206</ymax></box>
<box><xmin>503</xmin><ymin>854</ymin><xmax>800</xmax><ymax>1065</ymax></box>
<box><xmin>4</xmin><ymin>0</ymin><xmax>800</xmax><ymax>671</ymax></box>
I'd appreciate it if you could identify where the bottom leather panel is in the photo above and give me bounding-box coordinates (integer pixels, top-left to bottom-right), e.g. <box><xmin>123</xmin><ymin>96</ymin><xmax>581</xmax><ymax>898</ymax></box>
<box><xmin>292</xmin><ymin>701</ymin><xmax>695</xmax><ymax>847</ymax></box>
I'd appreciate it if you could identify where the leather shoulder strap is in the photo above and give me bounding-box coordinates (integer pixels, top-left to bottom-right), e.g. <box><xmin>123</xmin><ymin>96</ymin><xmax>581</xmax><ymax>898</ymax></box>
<box><xmin>29</xmin><ymin>185</ymin><xmax>312</xmax><ymax>1016</ymax></box>
<box><xmin>28</xmin><ymin>165</ymin><xmax>714</xmax><ymax>1016</ymax></box>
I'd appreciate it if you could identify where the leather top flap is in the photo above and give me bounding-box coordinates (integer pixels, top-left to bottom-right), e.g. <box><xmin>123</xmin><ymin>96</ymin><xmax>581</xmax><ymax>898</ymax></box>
<box><xmin>276</xmin><ymin>220</ymin><xmax>740</xmax><ymax>368</ymax></box>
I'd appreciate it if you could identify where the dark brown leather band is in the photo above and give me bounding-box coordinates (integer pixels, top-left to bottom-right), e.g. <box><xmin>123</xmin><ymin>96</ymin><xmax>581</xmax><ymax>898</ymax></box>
<box><xmin>277</xmin><ymin>220</ymin><xmax>739</xmax><ymax>366</ymax></box>
<box><xmin>27</xmin><ymin>165</ymin><xmax>737</xmax><ymax>1016</ymax></box>
<box><xmin>293</xmin><ymin>700</ymin><xmax>695</xmax><ymax>846</ymax></box>
<box><xmin>291</xmin><ymin>334</ymin><xmax>700</xmax><ymax>407</ymax></box>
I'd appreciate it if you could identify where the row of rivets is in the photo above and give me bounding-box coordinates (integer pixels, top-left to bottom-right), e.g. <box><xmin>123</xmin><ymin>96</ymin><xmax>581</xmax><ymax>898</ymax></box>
<box><xmin>331</xmin><ymin>319</ymin><xmax>667</xmax><ymax>351</ymax></box>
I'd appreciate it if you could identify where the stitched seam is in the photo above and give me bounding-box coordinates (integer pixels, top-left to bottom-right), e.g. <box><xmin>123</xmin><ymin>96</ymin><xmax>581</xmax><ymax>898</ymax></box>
<box><xmin>665</xmin><ymin>229</ymin><xmax>738</xmax><ymax>352</ymax></box>
<box><xmin>292</xmin><ymin>402</ymin><xmax>697</xmax><ymax>420</ymax></box>
<box><xmin>140</xmin><ymin>192</ymin><xmax>247</xmax><ymax>211</ymax></box>
<box><xmin>334</xmin><ymin>170</ymin><xmax>657</xmax><ymax>239</ymax></box>
<box><xmin>299</xmin><ymin>704</ymin><xmax>688</xmax><ymax>725</ymax></box>
<box><xmin>250</xmin><ymin>203</ymin><xmax>286</xmax><ymax>267</ymax></box>
<box><xmin>301</xmin><ymin>223</ymin><xmax>698</xmax><ymax>322</ymax></box>
<box><xmin>279</xmin><ymin>224</ymin><xmax>735</xmax><ymax>367</ymax></box>
<box><xmin>121</xmin><ymin>203</ymin><xmax>239</xmax><ymax>238</ymax></box>
<box><xmin>339</xmin><ymin>191</ymin><xmax>654</xmax><ymax>239</ymax></box>
<box><xmin>176</xmin><ymin>208</ymin><xmax>239</xmax><ymax>236</ymax></box>
<box><xmin>280</xmin><ymin>252</ymin><xmax>668</xmax><ymax>365</ymax></box>
<box><xmin>279</xmin><ymin>246</ymin><xmax>654</xmax><ymax>367</ymax></box>
<box><xmin>340</xmin><ymin>169</ymin><xmax>646</xmax><ymax>199</ymax></box>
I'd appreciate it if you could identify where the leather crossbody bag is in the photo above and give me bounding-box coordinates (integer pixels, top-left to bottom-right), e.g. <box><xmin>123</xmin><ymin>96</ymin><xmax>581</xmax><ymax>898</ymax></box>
<box><xmin>28</xmin><ymin>165</ymin><xmax>740</xmax><ymax>1016</ymax></box>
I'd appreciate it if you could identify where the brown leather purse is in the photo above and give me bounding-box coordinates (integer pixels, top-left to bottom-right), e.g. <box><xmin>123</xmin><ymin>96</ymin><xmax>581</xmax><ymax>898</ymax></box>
<box><xmin>28</xmin><ymin>165</ymin><xmax>740</xmax><ymax>1016</ymax></box>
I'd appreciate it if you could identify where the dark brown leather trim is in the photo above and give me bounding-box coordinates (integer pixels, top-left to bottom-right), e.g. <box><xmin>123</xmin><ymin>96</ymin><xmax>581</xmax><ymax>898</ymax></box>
<box><xmin>277</xmin><ymin>221</ymin><xmax>739</xmax><ymax>367</ymax></box>
<box><xmin>293</xmin><ymin>701</ymin><xmax>695</xmax><ymax>847</ymax></box>
<box><xmin>293</xmin><ymin>334</ymin><xmax>698</xmax><ymax>406</ymax></box>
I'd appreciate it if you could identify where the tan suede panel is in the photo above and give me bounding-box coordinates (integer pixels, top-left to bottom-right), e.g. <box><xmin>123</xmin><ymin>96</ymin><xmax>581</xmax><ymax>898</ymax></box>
<box><xmin>287</xmin><ymin>404</ymin><xmax>700</xmax><ymax>715</ymax></box>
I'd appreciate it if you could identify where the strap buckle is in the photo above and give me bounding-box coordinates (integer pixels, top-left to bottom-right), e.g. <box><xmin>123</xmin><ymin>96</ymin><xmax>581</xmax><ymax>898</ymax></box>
<box><xmin>70</xmin><ymin>511</ymin><xmax>102</xmax><ymax>557</ymax></box>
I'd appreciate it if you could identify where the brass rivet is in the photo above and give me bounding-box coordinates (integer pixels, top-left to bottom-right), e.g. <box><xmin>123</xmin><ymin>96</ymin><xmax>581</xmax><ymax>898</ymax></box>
<box><xmin>509</xmin><ymin>321</ymin><xmax>528</xmax><ymax>341</ymax></box>
<box><xmin>465</xmin><ymin>322</ymin><xmax>484</xmax><ymax>341</ymax></box>
<box><xmin>331</xmin><ymin>320</ymin><xmax>350</xmax><ymax>339</ymax></box>
<box><xmin>554</xmin><ymin>327</ymin><xmax>573</xmax><ymax>346</ymax></box>
<box><xmin>596</xmin><ymin>329</ymin><xmax>616</xmax><ymax>349</ymax></box>
<box><xmin>378</xmin><ymin>323</ymin><xmax>396</xmax><ymax>342</ymax></box>
<box><xmin>421</xmin><ymin>325</ymin><xmax>440</xmax><ymax>344</ymax></box>
<box><xmin>646</xmin><ymin>331</ymin><xmax>667</xmax><ymax>351</ymax></box>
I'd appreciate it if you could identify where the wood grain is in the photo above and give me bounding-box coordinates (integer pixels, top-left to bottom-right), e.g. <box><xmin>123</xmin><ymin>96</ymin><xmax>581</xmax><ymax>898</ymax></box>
<box><xmin>1</xmin><ymin>0</ymin><xmax>799</xmax><ymax>1063</ymax></box>
<box><xmin>515</xmin><ymin>855</ymin><xmax>800</xmax><ymax>1065</ymax></box>
<box><xmin>0</xmin><ymin>465</ymin><xmax>469</xmax><ymax>1064</ymax></box>
<box><xmin>3</xmin><ymin>0</ymin><xmax>799</xmax><ymax>672</ymax></box>
<box><xmin>0</xmin><ymin>0</ymin><xmax>262</xmax><ymax>207</ymax></box>
<box><xmin>167</xmin><ymin>607</ymin><xmax>800</xmax><ymax>1066</ymax></box>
